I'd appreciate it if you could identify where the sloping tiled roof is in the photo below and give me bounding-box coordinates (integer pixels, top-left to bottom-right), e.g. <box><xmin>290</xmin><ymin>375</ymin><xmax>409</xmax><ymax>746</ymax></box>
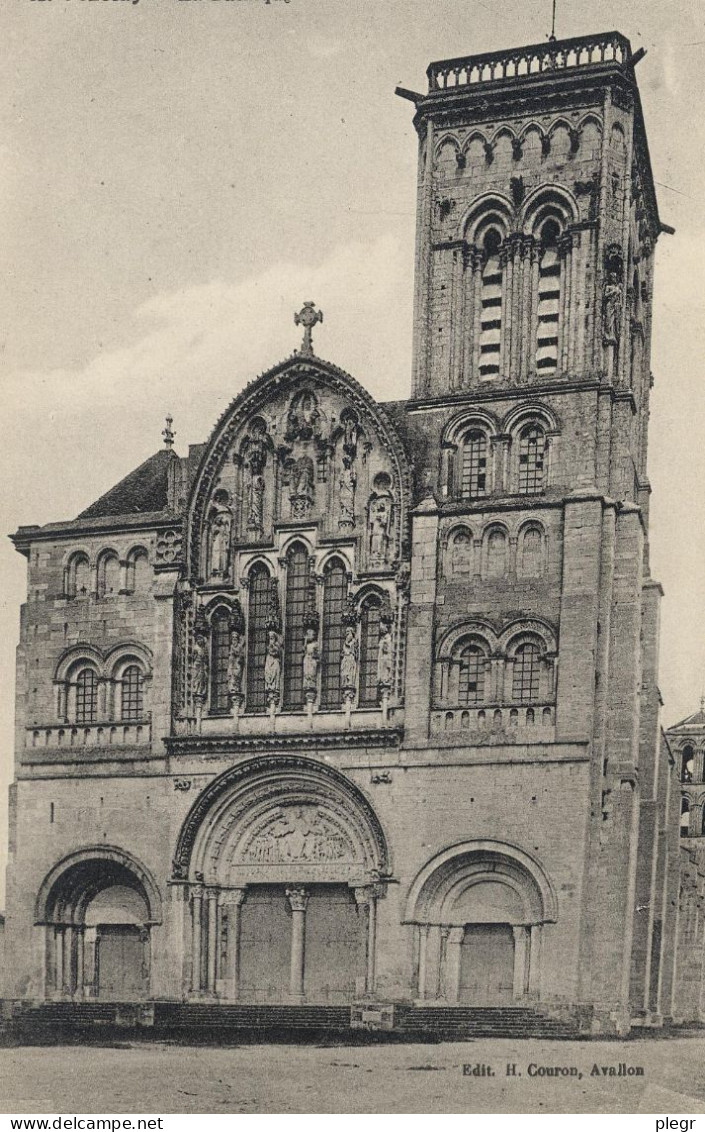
<box><xmin>669</xmin><ymin>709</ymin><xmax>705</xmax><ymax>731</ymax></box>
<box><xmin>77</xmin><ymin>449</ymin><xmax>178</xmax><ymax>519</ymax></box>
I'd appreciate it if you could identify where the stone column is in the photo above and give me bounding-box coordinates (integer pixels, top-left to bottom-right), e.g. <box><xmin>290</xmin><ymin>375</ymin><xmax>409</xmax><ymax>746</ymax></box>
<box><xmin>512</xmin><ymin>925</ymin><xmax>529</xmax><ymax>999</ymax></box>
<box><xmin>694</xmin><ymin>749</ymin><xmax>705</xmax><ymax>785</ymax></box>
<box><xmin>444</xmin><ymin>927</ymin><xmax>464</xmax><ymax>1003</ymax></box>
<box><xmin>224</xmin><ymin>888</ymin><xmax>247</xmax><ymax>1000</ymax></box>
<box><xmin>417</xmin><ymin>925</ymin><xmax>429</xmax><ymax>1000</ymax></box>
<box><xmin>501</xmin><ymin>243</ymin><xmax>513</xmax><ymax>377</ymax></box>
<box><xmin>354</xmin><ymin>885</ymin><xmax>380</xmax><ymax>995</ymax></box>
<box><xmin>53</xmin><ymin>927</ymin><xmax>64</xmax><ymax>997</ymax></box>
<box><xmin>206</xmin><ymin>888</ymin><xmax>219</xmax><ymax>994</ymax></box>
<box><xmin>463</xmin><ymin>250</ymin><xmax>479</xmax><ymax>386</ymax></box>
<box><xmin>286</xmin><ymin>887</ymin><xmax>309</xmax><ymax>1001</ymax></box>
<box><xmin>528</xmin><ymin>923</ymin><xmax>543</xmax><ymax>997</ymax></box>
<box><xmin>84</xmin><ymin>926</ymin><xmax>97</xmax><ymax>998</ymax></box>
<box><xmin>190</xmin><ymin>886</ymin><xmax>203</xmax><ymax>994</ymax></box>
<box><xmin>75</xmin><ymin>927</ymin><xmax>85</xmax><ymax>999</ymax></box>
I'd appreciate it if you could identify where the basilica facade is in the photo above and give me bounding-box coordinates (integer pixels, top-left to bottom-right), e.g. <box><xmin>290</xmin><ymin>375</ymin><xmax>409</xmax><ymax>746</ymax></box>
<box><xmin>4</xmin><ymin>31</ymin><xmax>690</xmax><ymax>1034</ymax></box>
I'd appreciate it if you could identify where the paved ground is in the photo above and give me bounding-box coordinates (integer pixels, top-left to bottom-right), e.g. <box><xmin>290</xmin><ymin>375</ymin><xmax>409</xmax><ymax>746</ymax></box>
<box><xmin>1</xmin><ymin>1035</ymin><xmax>704</xmax><ymax>1114</ymax></box>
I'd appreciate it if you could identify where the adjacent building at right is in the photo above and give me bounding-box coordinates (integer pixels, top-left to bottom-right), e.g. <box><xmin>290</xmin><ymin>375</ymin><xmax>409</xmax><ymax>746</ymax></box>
<box><xmin>666</xmin><ymin>709</ymin><xmax>705</xmax><ymax>1022</ymax></box>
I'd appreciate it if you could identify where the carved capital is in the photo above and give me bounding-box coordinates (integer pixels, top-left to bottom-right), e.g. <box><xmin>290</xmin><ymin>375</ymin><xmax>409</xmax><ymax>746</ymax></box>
<box><xmin>226</xmin><ymin>887</ymin><xmax>248</xmax><ymax>908</ymax></box>
<box><xmin>286</xmin><ymin>886</ymin><xmax>309</xmax><ymax>913</ymax></box>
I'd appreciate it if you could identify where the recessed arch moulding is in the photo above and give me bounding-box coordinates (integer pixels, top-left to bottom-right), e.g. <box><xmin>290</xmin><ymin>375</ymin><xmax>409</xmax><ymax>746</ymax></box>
<box><xmin>172</xmin><ymin>755</ymin><xmax>390</xmax><ymax>889</ymax></box>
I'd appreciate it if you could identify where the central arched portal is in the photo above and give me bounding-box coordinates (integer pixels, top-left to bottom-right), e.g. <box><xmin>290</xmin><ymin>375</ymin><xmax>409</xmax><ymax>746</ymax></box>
<box><xmin>173</xmin><ymin>756</ymin><xmax>389</xmax><ymax>1003</ymax></box>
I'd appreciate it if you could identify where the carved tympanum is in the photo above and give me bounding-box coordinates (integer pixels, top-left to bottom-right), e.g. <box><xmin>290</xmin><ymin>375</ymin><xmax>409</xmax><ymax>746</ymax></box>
<box><xmin>243</xmin><ymin>805</ymin><xmax>354</xmax><ymax>864</ymax></box>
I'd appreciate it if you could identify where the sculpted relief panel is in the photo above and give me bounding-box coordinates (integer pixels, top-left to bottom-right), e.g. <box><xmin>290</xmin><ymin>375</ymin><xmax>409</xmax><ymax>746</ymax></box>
<box><xmin>197</xmin><ymin>376</ymin><xmax>400</xmax><ymax>571</ymax></box>
<box><xmin>241</xmin><ymin>804</ymin><xmax>355</xmax><ymax>865</ymax></box>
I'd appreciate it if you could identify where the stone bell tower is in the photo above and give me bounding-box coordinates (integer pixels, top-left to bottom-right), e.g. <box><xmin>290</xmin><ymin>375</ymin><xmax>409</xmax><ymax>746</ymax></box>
<box><xmin>403</xmin><ymin>31</ymin><xmax>660</xmax><ymax>495</ymax></box>
<box><xmin>396</xmin><ymin>33</ymin><xmax>674</xmax><ymax>1030</ymax></box>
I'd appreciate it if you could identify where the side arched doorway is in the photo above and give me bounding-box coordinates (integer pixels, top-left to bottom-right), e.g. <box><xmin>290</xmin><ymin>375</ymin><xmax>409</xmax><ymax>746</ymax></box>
<box><xmin>35</xmin><ymin>848</ymin><xmax>162</xmax><ymax>1001</ymax></box>
<box><xmin>172</xmin><ymin>755</ymin><xmax>390</xmax><ymax>1004</ymax></box>
<box><xmin>405</xmin><ymin>841</ymin><xmax>557</xmax><ymax>1005</ymax></box>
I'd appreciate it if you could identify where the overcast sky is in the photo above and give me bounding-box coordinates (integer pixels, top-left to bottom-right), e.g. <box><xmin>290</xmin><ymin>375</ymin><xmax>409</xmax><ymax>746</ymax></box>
<box><xmin>2</xmin><ymin>0</ymin><xmax>704</xmax><ymax>900</ymax></box>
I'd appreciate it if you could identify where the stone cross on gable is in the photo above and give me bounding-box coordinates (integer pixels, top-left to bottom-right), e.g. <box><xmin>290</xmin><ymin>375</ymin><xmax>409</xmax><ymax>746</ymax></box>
<box><xmin>294</xmin><ymin>301</ymin><xmax>323</xmax><ymax>356</ymax></box>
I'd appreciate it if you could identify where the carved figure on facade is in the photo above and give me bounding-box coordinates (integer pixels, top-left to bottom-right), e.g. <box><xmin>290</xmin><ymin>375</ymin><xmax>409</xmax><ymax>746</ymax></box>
<box><xmin>285</xmin><ymin>390</ymin><xmax>322</xmax><ymax>445</ymax></box>
<box><xmin>340</xmin><ymin>626</ymin><xmax>359</xmax><ymax>702</ymax></box>
<box><xmin>207</xmin><ymin>490</ymin><xmax>233</xmax><ymax>581</ymax></box>
<box><xmin>377</xmin><ymin>619</ymin><xmax>394</xmax><ymax>690</ymax></box>
<box><xmin>338</xmin><ymin>455</ymin><xmax>357</xmax><ymax>528</ymax></box>
<box><xmin>302</xmin><ymin>627</ymin><xmax>320</xmax><ymax>700</ymax></box>
<box><xmin>192</xmin><ymin>631</ymin><xmax>209</xmax><ymax>729</ymax></box>
<box><xmin>241</xmin><ymin>419</ymin><xmax>270</xmax><ymax>538</ymax></box>
<box><xmin>264</xmin><ymin>630</ymin><xmax>282</xmax><ymax>705</ymax></box>
<box><xmin>603</xmin><ymin>248</ymin><xmax>624</xmax><ymax>349</ymax></box>
<box><xmin>603</xmin><ymin>272</ymin><xmax>623</xmax><ymax>346</ymax></box>
<box><xmin>368</xmin><ymin>477</ymin><xmax>393</xmax><ymax>565</ymax></box>
<box><xmin>227</xmin><ymin>629</ymin><xmax>246</xmax><ymax>701</ymax></box>
<box><xmin>244</xmin><ymin>805</ymin><xmax>352</xmax><ymax>865</ymax></box>
<box><xmin>290</xmin><ymin>454</ymin><xmax>315</xmax><ymax>519</ymax></box>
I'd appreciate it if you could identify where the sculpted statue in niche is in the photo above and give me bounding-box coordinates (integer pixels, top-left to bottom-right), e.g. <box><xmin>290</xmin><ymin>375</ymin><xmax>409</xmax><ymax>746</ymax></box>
<box><xmin>290</xmin><ymin>454</ymin><xmax>315</xmax><ymax>519</ymax></box>
<box><xmin>339</xmin><ymin>408</ymin><xmax>360</xmax><ymax>457</ymax></box>
<box><xmin>603</xmin><ymin>273</ymin><xmax>622</xmax><ymax>345</ymax></box>
<box><xmin>207</xmin><ymin>490</ymin><xmax>233</xmax><ymax>581</ymax></box>
<box><xmin>264</xmin><ymin>629</ymin><xmax>282</xmax><ymax>705</ymax></box>
<box><xmin>285</xmin><ymin>390</ymin><xmax>322</xmax><ymax>444</ymax></box>
<box><xmin>603</xmin><ymin>248</ymin><xmax>624</xmax><ymax>348</ymax></box>
<box><xmin>227</xmin><ymin>629</ymin><xmax>246</xmax><ymax>700</ymax></box>
<box><xmin>302</xmin><ymin>627</ymin><xmax>320</xmax><ymax>699</ymax></box>
<box><xmin>368</xmin><ymin>474</ymin><xmax>393</xmax><ymax>565</ymax></box>
<box><xmin>243</xmin><ymin>419</ymin><xmax>269</xmax><ymax>538</ymax></box>
<box><xmin>377</xmin><ymin>619</ymin><xmax>394</xmax><ymax>689</ymax></box>
<box><xmin>338</xmin><ymin>455</ymin><xmax>357</xmax><ymax>528</ymax></box>
<box><xmin>192</xmin><ymin>631</ymin><xmax>209</xmax><ymax>729</ymax></box>
<box><xmin>340</xmin><ymin>626</ymin><xmax>359</xmax><ymax>697</ymax></box>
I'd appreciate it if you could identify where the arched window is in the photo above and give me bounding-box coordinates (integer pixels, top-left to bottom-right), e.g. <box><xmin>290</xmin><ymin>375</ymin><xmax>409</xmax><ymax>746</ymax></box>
<box><xmin>359</xmin><ymin>595</ymin><xmax>382</xmax><ymax>708</ymax></box>
<box><xmin>479</xmin><ymin>228</ymin><xmax>503</xmax><ymax>378</ymax></box>
<box><xmin>75</xmin><ymin>668</ymin><xmax>98</xmax><ymax>724</ymax></box>
<box><xmin>121</xmin><ymin>666</ymin><xmax>144</xmax><ymax>722</ymax></box>
<box><xmin>283</xmin><ymin>545</ymin><xmax>310</xmax><ymax>712</ymax></box>
<box><xmin>210</xmin><ymin>608</ymin><xmax>231</xmax><ymax>713</ymax></box>
<box><xmin>680</xmin><ymin>797</ymin><xmax>690</xmax><ymax>838</ymax></box>
<box><xmin>246</xmin><ymin>565</ymin><xmax>275</xmax><ymax>712</ymax></box>
<box><xmin>97</xmin><ymin>553</ymin><xmax>120</xmax><ymax>599</ymax></box>
<box><xmin>518</xmin><ymin>423</ymin><xmax>546</xmax><ymax>494</ymax></box>
<box><xmin>126</xmin><ymin>548</ymin><xmax>149</xmax><ymax>594</ymax></box>
<box><xmin>460</xmin><ymin>430</ymin><xmax>488</xmax><ymax>498</ymax></box>
<box><xmin>519</xmin><ymin>526</ymin><xmax>544</xmax><ymax>578</ymax></box>
<box><xmin>458</xmin><ymin>644</ymin><xmax>485</xmax><ymax>705</ymax></box>
<box><xmin>512</xmin><ymin>643</ymin><xmax>540</xmax><ymax>703</ymax></box>
<box><xmin>449</xmin><ymin>529</ymin><xmax>473</xmax><ymax>579</ymax></box>
<box><xmin>486</xmin><ymin>528</ymin><xmax>507</xmax><ymax>579</ymax></box>
<box><xmin>320</xmin><ymin>559</ymin><xmax>347</xmax><ymax>710</ymax></box>
<box><xmin>535</xmin><ymin>218</ymin><xmax>561</xmax><ymax>373</ymax></box>
<box><xmin>66</xmin><ymin>553</ymin><xmax>90</xmax><ymax>600</ymax></box>
<box><xmin>681</xmin><ymin>746</ymin><xmax>694</xmax><ymax>783</ymax></box>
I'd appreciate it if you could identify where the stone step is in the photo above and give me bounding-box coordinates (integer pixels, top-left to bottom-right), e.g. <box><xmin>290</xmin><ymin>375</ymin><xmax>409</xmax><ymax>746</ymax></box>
<box><xmin>6</xmin><ymin>1001</ymin><xmax>580</xmax><ymax>1041</ymax></box>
